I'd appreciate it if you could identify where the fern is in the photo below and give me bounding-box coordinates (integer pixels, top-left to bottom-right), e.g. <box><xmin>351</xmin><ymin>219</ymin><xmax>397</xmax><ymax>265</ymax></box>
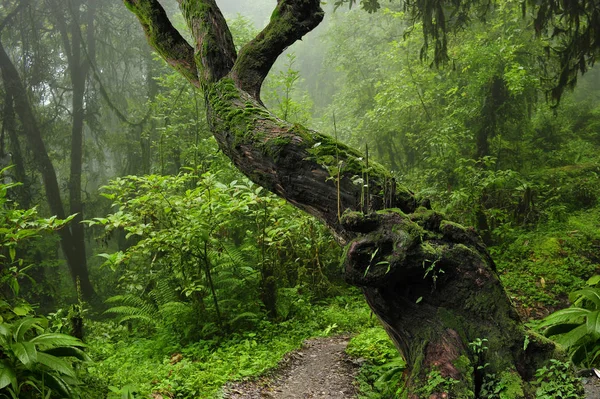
<box><xmin>105</xmin><ymin>295</ymin><xmax>158</xmax><ymax>327</ymax></box>
<box><xmin>105</xmin><ymin>277</ymin><xmax>195</xmax><ymax>340</ymax></box>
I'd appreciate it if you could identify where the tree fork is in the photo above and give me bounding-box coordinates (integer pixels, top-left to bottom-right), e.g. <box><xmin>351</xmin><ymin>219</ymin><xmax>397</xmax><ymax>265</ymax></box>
<box><xmin>126</xmin><ymin>0</ymin><xmax>579</xmax><ymax>396</ymax></box>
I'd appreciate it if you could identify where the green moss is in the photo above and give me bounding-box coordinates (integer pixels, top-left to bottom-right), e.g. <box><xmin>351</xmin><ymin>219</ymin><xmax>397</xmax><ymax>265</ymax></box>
<box><xmin>454</xmin><ymin>355</ymin><xmax>474</xmax><ymax>375</ymax></box>
<box><xmin>497</xmin><ymin>371</ymin><xmax>524</xmax><ymax>399</ymax></box>
<box><xmin>208</xmin><ymin>78</ymin><xmax>278</xmax><ymax>149</ymax></box>
<box><xmin>437</xmin><ymin>309</ymin><xmax>468</xmax><ymax>340</ymax></box>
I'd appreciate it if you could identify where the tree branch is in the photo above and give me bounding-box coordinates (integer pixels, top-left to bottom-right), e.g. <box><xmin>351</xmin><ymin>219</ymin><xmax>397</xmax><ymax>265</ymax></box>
<box><xmin>231</xmin><ymin>0</ymin><xmax>325</xmax><ymax>101</ymax></box>
<box><xmin>177</xmin><ymin>0</ymin><xmax>237</xmax><ymax>84</ymax></box>
<box><xmin>0</xmin><ymin>0</ymin><xmax>31</xmax><ymax>33</ymax></box>
<box><xmin>124</xmin><ymin>0</ymin><xmax>199</xmax><ymax>87</ymax></box>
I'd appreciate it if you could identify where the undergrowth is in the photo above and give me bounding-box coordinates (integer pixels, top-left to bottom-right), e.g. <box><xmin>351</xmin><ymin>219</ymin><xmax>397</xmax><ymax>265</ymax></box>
<box><xmin>492</xmin><ymin>206</ymin><xmax>600</xmax><ymax>317</ymax></box>
<box><xmin>346</xmin><ymin>327</ymin><xmax>406</xmax><ymax>398</ymax></box>
<box><xmin>82</xmin><ymin>292</ymin><xmax>377</xmax><ymax>398</ymax></box>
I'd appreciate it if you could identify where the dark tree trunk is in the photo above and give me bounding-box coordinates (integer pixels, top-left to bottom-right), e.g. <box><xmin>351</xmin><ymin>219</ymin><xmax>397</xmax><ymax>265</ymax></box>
<box><xmin>0</xmin><ymin>4</ymin><xmax>96</xmax><ymax>301</ymax></box>
<box><xmin>2</xmin><ymin>93</ymin><xmax>29</xmax><ymax>207</ymax></box>
<box><xmin>125</xmin><ymin>0</ymin><xmax>578</xmax><ymax>396</ymax></box>
<box><xmin>52</xmin><ymin>0</ymin><xmax>97</xmax><ymax>300</ymax></box>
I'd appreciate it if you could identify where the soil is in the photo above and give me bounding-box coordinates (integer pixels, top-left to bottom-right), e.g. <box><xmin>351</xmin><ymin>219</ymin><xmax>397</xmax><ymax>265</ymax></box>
<box><xmin>580</xmin><ymin>369</ymin><xmax>600</xmax><ymax>399</ymax></box>
<box><xmin>222</xmin><ymin>336</ymin><xmax>359</xmax><ymax>399</ymax></box>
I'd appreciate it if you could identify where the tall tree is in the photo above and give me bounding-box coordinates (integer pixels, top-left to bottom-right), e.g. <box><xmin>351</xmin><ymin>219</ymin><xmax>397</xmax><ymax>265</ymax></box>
<box><xmin>125</xmin><ymin>0</ymin><xmax>588</xmax><ymax>397</ymax></box>
<box><xmin>50</xmin><ymin>0</ymin><xmax>97</xmax><ymax>299</ymax></box>
<box><xmin>0</xmin><ymin>0</ymin><xmax>96</xmax><ymax>300</ymax></box>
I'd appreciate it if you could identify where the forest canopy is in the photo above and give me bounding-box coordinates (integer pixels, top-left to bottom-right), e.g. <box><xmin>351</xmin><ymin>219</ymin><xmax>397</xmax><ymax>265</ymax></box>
<box><xmin>336</xmin><ymin>0</ymin><xmax>599</xmax><ymax>101</ymax></box>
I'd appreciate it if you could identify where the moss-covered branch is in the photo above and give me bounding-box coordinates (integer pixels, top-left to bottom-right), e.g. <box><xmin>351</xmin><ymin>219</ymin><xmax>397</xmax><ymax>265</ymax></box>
<box><xmin>124</xmin><ymin>0</ymin><xmax>199</xmax><ymax>87</ymax></box>
<box><xmin>177</xmin><ymin>0</ymin><xmax>237</xmax><ymax>84</ymax></box>
<box><xmin>231</xmin><ymin>0</ymin><xmax>325</xmax><ymax>101</ymax></box>
<box><xmin>206</xmin><ymin>78</ymin><xmax>416</xmax><ymax>241</ymax></box>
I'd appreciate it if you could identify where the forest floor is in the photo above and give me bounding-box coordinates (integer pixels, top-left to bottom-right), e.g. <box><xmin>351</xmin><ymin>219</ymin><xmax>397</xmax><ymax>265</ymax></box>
<box><xmin>583</xmin><ymin>373</ymin><xmax>600</xmax><ymax>399</ymax></box>
<box><xmin>222</xmin><ymin>335</ymin><xmax>359</xmax><ymax>398</ymax></box>
<box><xmin>220</xmin><ymin>334</ymin><xmax>600</xmax><ymax>399</ymax></box>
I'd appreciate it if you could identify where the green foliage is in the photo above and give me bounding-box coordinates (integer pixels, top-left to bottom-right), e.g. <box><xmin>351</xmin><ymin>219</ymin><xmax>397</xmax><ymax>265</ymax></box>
<box><xmin>539</xmin><ymin>278</ymin><xmax>600</xmax><ymax>367</ymax></box>
<box><xmin>263</xmin><ymin>53</ymin><xmax>314</xmax><ymax>125</ymax></box>
<box><xmin>347</xmin><ymin>327</ymin><xmax>406</xmax><ymax>398</ymax></box>
<box><xmin>107</xmin><ymin>384</ymin><xmax>140</xmax><ymax>399</ymax></box>
<box><xmin>533</xmin><ymin>359</ymin><xmax>583</xmax><ymax>399</ymax></box>
<box><xmin>0</xmin><ymin>179</ymin><xmax>73</xmax><ymax>301</ymax></box>
<box><xmin>88</xmin><ymin>171</ymin><xmax>341</xmax><ymax>340</ymax></box>
<box><xmin>414</xmin><ymin>369</ymin><xmax>458</xmax><ymax>398</ymax></box>
<box><xmin>0</xmin><ymin>180</ymin><xmax>88</xmax><ymax>398</ymax></box>
<box><xmin>0</xmin><ymin>302</ymin><xmax>89</xmax><ymax>399</ymax></box>
<box><xmin>84</xmin><ymin>292</ymin><xmax>374</xmax><ymax>398</ymax></box>
<box><xmin>493</xmin><ymin>207</ymin><xmax>600</xmax><ymax>313</ymax></box>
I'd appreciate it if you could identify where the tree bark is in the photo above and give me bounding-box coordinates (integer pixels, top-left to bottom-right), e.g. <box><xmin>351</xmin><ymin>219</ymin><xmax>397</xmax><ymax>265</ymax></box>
<box><xmin>125</xmin><ymin>0</ymin><xmax>578</xmax><ymax>397</ymax></box>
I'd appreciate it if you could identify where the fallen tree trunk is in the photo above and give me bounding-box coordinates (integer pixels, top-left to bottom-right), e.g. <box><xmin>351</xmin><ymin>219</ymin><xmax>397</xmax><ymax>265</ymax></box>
<box><xmin>125</xmin><ymin>0</ymin><xmax>580</xmax><ymax>397</ymax></box>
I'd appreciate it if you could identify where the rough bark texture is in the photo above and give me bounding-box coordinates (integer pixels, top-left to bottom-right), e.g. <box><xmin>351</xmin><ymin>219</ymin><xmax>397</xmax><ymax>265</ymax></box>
<box><xmin>126</xmin><ymin>0</ymin><xmax>579</xmax><ymax>397</ymax></box>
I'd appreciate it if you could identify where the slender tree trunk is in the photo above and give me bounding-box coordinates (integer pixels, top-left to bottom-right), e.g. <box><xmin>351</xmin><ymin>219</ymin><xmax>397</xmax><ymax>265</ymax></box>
<box><xmin>125</xmin><ymin>1</ymin><xmax>578</xmax><ymax>396</ymax></box>
<box><xmin>52</xmin><ymin>0</ymin><xmax>97</xmax><ymax>299</ymax></box>
<box><xmin>0</xmin><ymin>3</ymin><xmax>96</xmax><ymax>301</ymax></box>
<box><xmin>2</xmin><ymin>93</ymin><xmax>29</xmax><ymax>207</ymax></box>
<box><xmin>0</xmin><ymin>39</ymin><xmax>80</xmax><ymax>282</ymax></box>
<box><xmin>474</xmin><ymin>76</ymin><xmax>509</xmax><ymax>245</ymax></box>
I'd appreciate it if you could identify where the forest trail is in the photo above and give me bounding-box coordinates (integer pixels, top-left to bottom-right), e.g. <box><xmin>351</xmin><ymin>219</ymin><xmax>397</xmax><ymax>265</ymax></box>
<box><xmin>223</xmin><ymin>336</ymin><xmax>359</xmax><ymax>398</ymax></box>
<box><xmin>222</xmin><ymin>335</ymin><xmax>600</xmax><ymax>398</ymax></box>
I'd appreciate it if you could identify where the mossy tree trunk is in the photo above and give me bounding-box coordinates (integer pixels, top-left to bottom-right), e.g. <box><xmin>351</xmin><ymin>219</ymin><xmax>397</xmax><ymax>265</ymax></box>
<box><xmin>125</xmin><ymin>0</ymin><xmax>575</xmax><ymax>397</ymax></box>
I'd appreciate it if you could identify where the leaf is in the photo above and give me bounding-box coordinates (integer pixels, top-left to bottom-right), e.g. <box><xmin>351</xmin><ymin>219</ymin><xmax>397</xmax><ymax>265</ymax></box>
<box><xmin>13</xmin><ymin>317</ymin><xmax>43</xmax><ymax>342</ymax></box>
<box><xmin>36</xmin><ymin>352</ymin><xmax>76</xmax><ymax>377</ymax></box>
<box><xmin>587</xmin><ymin>311</ymin><xmax>600</xmax><ymax>339</ymax></box>
<box><xmin>538</xmin><ymin>307</ymin><xmax>590</xmax><ymax>328</ymax></box>
<box><xmin>42</xmin><ymin>372</ymin><xmax>73</xmax><ymax>397</ymax></box>
<box><xmin>12</xmin><ymin>342</ymin><xmax>37</xmax><ymax>366</ymax></box>
<box><xmin>587</xmin><ymin>275</ymin><xmax>600</xmax><ymax>286</ymax></box>
<box><xmin>544</xmin><ymin>323</ymin><xmax>580</xmax><ymax>337</ymax></box>
<box><xmin>43</xmin><ymin>346</ymin><xmax>90</xmax><ymax>361</ymax></box>
<box><xmin>0</xmin><ymin>360</ymin><xmax>16</xmax><ymax>390</ymax></box>
<box><xmin>0</xmin><ymin>323</ymin><xmax>10</xmax><ymax>337</ymax></box>
<box><xmin>555</xmin><ymin>324</ymin><xmax>589</xmax><ymax>349</ymax></box>
<box><xmin>12</xmin><ymin>306</ymin><xmax>29</xmax><ymax>316</ymax></box>
<box><xmin>30</xmin><ymin>333</ymin><xmax>84</xmax><ymax>350</ymax></box>
<box><xmin>570</xmin><ymin>288</ymin><xmax>600</xmax><ymax>308</ymax></box>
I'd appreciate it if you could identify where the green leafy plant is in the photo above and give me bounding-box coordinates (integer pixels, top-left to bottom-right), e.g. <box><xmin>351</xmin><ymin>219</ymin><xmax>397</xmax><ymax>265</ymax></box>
<box><xmin>108</xmin><ymin>384</ymin><xmax>139</xmax><ymax>399</ymax></box>
<box><xmin>0</xmin><ymin>307</ymin><xmax>89</xmax><ymax>398</ymax></box>
<box><xmin>347</xmin><ymin>327</ymin><xmax>406</xmax><ymax>398</ymax></box>
<box><xmin>533</xmin><ymin>359</ymin><xmax>583</xmax><ymax>399</ymax></box>
<box><xmin>538</xmin><ymin>279</ymin><xmax>600</xmax><ymax>366</ymax></box>
<box><xmin>414</xmin><ymin>369</ymin><xmax>458</xmax><ymax>398</ymax></box>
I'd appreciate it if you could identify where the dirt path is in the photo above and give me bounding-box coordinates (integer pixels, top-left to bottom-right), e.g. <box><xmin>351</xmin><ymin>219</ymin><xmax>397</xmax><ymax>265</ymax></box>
<box><xmin>223</xmin><ymin>336</ymin><xmax>359</xmax><ymax>399</ymax></box>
